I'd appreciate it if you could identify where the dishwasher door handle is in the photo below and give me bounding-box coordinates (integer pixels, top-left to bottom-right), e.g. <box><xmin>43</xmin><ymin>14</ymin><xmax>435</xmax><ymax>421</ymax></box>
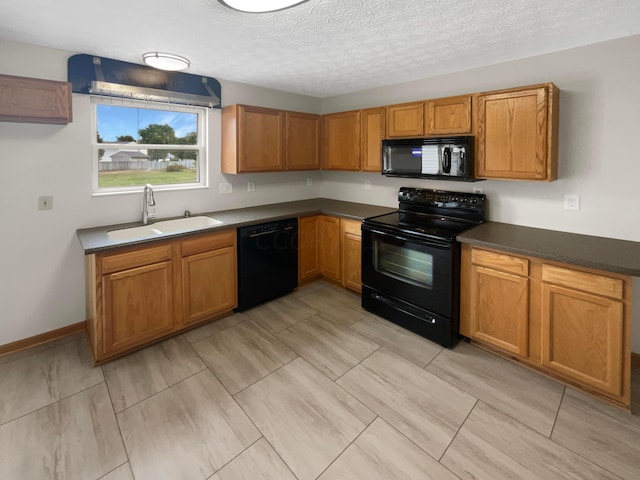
<box><xmin>249</xmin><ymin>230</ymin><xmax>279</xmax><ymax>238</ymax></box>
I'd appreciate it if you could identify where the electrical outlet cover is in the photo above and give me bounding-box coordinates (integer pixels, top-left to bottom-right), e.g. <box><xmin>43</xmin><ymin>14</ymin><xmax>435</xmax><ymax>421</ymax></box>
<box><xmin>563</xmin><ymin>194</ymin><xmax>580</xmax><ymax>211</ymax></box>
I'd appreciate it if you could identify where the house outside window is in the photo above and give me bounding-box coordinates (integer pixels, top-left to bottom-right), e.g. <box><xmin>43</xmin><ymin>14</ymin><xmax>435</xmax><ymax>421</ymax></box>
<box><xmin>92</xmin><ymin>97</ymin><xmax>207</xmax><ymax>194</ymax></box>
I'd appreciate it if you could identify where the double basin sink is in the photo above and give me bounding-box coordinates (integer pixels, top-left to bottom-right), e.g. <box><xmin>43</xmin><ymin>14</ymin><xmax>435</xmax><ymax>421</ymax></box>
<box><xmin>107</xmin><ymin>216</ymin><xmax>224</xmax><ymax>242</ymax></box>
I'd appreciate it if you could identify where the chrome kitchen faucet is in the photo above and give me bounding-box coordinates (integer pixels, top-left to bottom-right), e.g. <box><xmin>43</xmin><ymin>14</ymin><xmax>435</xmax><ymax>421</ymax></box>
<box><xmin>142</xmin><ymin>184</ymin><xmax>156</xmax><ymax>225</ymax></box>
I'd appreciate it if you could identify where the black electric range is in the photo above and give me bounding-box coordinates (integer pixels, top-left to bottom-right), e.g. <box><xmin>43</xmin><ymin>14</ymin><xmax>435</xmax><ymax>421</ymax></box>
<box><xmin>361</xmin><ymin>187</ymin><xmax>486</xmax><ymax>347</ymax></box>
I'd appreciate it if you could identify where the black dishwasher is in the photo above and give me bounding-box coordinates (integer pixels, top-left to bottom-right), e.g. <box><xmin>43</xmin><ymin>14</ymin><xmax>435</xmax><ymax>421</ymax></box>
<box><xmin>236</xmin><ymin>217</ymin><xmax>298</xmax><ymax>311</ymax></box>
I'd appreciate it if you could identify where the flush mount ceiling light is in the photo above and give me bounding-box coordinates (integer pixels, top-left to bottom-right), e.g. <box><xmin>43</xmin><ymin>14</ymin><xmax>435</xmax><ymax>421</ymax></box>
<box><xmin>142</xmin><ymin>52</ymin><xmax>190</xmax><ymax>71</ymax></box>
<box><xmin>218</xmin><ymin>0</ymin><xmax>308</xmax><ymax>13</ymax></box>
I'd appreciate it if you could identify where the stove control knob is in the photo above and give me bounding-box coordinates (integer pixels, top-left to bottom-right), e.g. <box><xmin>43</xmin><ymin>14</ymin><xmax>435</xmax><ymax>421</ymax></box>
<box><xmin>470</xmin><ymin>198</ymin><xmax>478</xmax><ymax>204</ymax></box>
<box><xmin>461</xmin><ymin>197</ymin><xmax>469</xmax><ymax>203</ymax></box>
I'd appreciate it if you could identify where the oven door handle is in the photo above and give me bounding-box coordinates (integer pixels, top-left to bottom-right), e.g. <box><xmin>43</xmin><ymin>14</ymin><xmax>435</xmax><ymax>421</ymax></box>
<box><xmin>366</xmin><ymin>228</ymin><xmax>451</xmax><ymax>249</ymax></box>
<box><xmin>371</xmin><ymin>293</ymin><xmax>437</xmax><ymax>324</ymax></box>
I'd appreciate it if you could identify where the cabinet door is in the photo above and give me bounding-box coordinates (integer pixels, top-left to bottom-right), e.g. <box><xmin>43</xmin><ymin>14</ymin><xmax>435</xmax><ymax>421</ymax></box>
<box><xmin>477</xmin><ymin>86</ymin><xmax>555</xmax><ymax>180</ymax></box>
<box><xmin>238</xmin><ymin>105</ymin><xmax>284</xmax><ymax>172</ymax></box>
<box><xmin>470</xmin><ymin>264</ymin><xmax>529</xmax><ymax>356</ymax></box>
<box><xmin>319</xmin><ymin>215</ymin><xmax>341</xmax><ymax>281</ymax></box>
<box><xmin>0</xmin><ymin>74</ymin><xmax>72</xmax><ymax>124</ymax></box>
<box><xmin>182</xmin><ymin>246</ymin><xmax>237</xmax><ymax>325</ymax></box>
<box><xmin>341</xmin><ymin>219</ymin><xmax>362</xmax><ymax>293</ymax></box>
<box><xmin>299</xmin><ymin>216</ymin><xmax>320</xmax><ymax>282</ymax></box>
<box><xmin>285</xmin><ymin>111</ymin><xmax>320</xmax><ymax>170</ymax></box>
<box><xmin>386</xmin><ymin>101</ymin><xmax>424</xmax><ymax>137</ymax></box>
<box><xmin>322</xmin><ymin>110</ymin><xmax>361</xmax><ymax>170</ymax></box>
<box><xmin>360</xmin><ymin>107</ymin><xmax>386</xmax><ymax>172</ymax></box>
<box><xmin>541</xmin><ymin>266</ymin><xmax>624</xmax><ymax>396</ymax></box>
<box><xmin>425</xmin><ymin>95</ymin><xmax>471</xmax><ymax>135</ymax></box>
<box><xmin>102</xmin><ymin>261</ymin><xmax>175</xmax><ymax>355</ymax></box>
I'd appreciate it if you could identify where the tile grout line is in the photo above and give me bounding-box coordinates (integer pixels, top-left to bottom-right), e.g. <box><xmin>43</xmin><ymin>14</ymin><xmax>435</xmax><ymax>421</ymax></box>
<box><xmin>0</xmin><ymin>378</ymin><xmax>105</xmax><ymax>428</ymax></box>
<box><xmin>260</xmin><ymin>435</ymin><xmax>302</xmax><ymax>480</ymax></box>
<box><xmin>545</xmin><ymin>389</ymin><xmax>628</xmax><ymax>480</ymax></box>
<box><xmin>205</xmin><ymin>435</ymin><xmax>265</xmax><ymax>479</ymax></box>
<box><xmin>313</xmin><ymin>414</ymin><xmax>381</xmax><ymax>479</ymax></box>
<box><xmin>438</xmin><ymin>398</ymin><xmax>479</xmax><ymax>463</ymax></box>
<box><xmin>548</xmin><ymin>385</ymin><xmax>566</xmax><ymax>439</ymax></box>
<box><xmin>101</xmin><ymin>364</ymin><xmax>133</xmax><ymax>479</ymax></box>
<box><xmin>95</xmin><ymin>461</ymin><xmax>130</xmax><ymax>480</ymax></box>
<box><xmin>183</xmin><ymin>313</ymin><xmax>250</xmax><ymax>345</ymax></box>
<box><xmin>333</xmin><ymin>344</ymin><xmax>382</xmax><ymax>383</ymax></box>
<box><xmin>230</xmin><ymin>354</ymin><xmax>300</xmax><ymax>398</ymax></box>
<box><xmin>113</xmin><ymin>365</ymin><xmax>207</xmax><ymax>414</ymax></box>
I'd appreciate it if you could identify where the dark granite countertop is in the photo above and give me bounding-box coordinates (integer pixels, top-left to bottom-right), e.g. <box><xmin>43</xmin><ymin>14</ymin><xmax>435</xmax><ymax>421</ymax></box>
<box><xmin>77</xmin><ymin>198</ymin><xmax>396</xmax><ymax>254</ymax></box>
<box><xmin>457</xmin><ymin>222</ymin><xmax>640</xmax><ymax>277</ymax></box>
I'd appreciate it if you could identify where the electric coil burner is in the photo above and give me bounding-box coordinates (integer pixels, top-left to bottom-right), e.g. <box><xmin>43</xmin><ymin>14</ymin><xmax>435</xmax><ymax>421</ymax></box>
<box><xmin>361</xmin><ymin>187</ymin><xmax>486</xmax><ymax>347</ymax></box>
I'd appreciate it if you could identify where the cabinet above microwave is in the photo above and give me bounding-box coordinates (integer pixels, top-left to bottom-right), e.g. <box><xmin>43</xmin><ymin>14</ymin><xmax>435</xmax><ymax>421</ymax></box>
<box><xmin>382</xmin><ymin>136</ymin><xmax>482</xmax><ymax>182</ymax></box>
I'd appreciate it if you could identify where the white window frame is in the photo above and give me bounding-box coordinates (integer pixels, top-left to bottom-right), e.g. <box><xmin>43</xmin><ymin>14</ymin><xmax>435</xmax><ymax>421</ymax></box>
<box><xmin>91</xmin><ymin>96</ymin><xmax>208</xmax><ymax>195</ymax></box>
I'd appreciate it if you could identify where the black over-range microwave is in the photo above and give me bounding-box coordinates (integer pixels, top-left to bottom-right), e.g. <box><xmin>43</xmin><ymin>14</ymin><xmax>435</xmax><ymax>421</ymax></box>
<box><xmin>382</xmin><ymin>136</ymin><xmax>481</xmax><ymax>181</ymax></box>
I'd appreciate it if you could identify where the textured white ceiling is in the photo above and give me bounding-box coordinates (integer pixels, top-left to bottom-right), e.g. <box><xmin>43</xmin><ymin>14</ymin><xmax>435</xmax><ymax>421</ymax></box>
<box><xmin>1</xmin><ymin>0</ymin><xmax>639</xmax><ymax>97</ymax></box>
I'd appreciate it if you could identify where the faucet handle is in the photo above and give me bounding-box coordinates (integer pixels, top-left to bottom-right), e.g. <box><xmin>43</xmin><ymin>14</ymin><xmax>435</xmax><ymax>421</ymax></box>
<box><xmin>184</xmin><ymin>210</ymin><xmax>191</xmax><ymax>217</ymax></box>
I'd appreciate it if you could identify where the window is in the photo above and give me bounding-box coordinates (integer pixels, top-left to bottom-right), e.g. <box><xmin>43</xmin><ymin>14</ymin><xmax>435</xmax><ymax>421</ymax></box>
<box><xmin>92</xmin><ymin>97</ymin><xmax>207</xmax><ymax>194</ymax></box>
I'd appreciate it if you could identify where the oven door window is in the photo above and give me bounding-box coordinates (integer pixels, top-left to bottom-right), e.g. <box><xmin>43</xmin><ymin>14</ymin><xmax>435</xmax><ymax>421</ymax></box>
<box><xmin>374</xmin><ymin>240</ymin><xmax>433</xmax><ymax>288</ymax></box>
<box><xmin>361</xmin><ymin>227</ymin><xmax>454</xmax><ymax>318</ymax></box>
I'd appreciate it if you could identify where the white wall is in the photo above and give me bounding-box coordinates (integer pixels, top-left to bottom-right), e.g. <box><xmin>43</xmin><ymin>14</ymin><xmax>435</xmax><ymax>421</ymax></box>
<box><xmin>0</xmin><ymin>39</ymin><xmax>321</xmax><ymax>346</ymax></box>
<box><xmin>320</xmin><ymin>35</ymin><xmax>640</xmax><ymax>353</ymax></box>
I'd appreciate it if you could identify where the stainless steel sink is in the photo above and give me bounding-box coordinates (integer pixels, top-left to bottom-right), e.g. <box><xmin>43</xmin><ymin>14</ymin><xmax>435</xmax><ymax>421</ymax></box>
<box><xmin>107</xmin><ymin>216</ymin><xmax>224</xmax><ymax>242</ymax></box>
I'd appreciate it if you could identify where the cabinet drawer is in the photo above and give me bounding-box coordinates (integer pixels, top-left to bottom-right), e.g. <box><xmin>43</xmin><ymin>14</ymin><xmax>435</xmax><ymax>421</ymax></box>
<box><xmin>471</xmin><ymin>248</ymin><xmax>529</xmax><ymax>276</ymax></box>
<box><xmin>181</xmin><ymin>229</ymin><xmax>235</xmax><ymax>256</ymax></box>
<box><xmin>340</xmin><ymin>218</ymin><xmax>361</xmax><ymax>236</ymax></box>
<box><xmin>541</xmin><ymin>264</ymin><xmax>623</xmax><ymax>300</ymax></box>
<box><xmin>101</xmin><ymin>244</ymin><xmax>173</xmax><ymax>274</ymax></box>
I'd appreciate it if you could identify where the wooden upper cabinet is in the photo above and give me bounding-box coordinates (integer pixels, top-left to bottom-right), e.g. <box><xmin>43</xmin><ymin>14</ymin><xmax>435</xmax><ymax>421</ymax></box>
<box><xmin>285</xmin><ymin>111</ymin><xmax>320</xmax><ymax>170</ymax></box>
<box><xmin>476</xmin><ymin>83</ymin><xmax>559</xmax><ymax>181</ymax></box>
<box><xmin>425</xmin><ymin>95</ymin><xmax>472</xmax><ymax>135</ymax></box>
<box><xmin>360</xmin><ymin>107</ymin><xmax>386</xmax><ymax>172</ymax></box>
<box><xmin>322</xmin><ymin>110</ymin><xmax>361</xmax><ymax>170</ymax></box>
<box><xmin>386</xmin><ymin>101</ymin><xmax>424</xmax><ymax>137</ymax></box>
<box><xmin>0</xmin><ymin>74</ymin><xmax>72</xmax><ymax>124</ymax></box>
<box><xmin>222</xmin><ymin>104</ymin><xmax>284</xmax><ymax>173</ymax></box>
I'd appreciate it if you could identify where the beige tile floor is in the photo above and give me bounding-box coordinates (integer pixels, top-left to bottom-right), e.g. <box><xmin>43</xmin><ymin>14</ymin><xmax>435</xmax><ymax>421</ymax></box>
<box><xmin>0</xmin><ymin>280</ymin><xmax>639</xmax><ymax>480</ymax></box>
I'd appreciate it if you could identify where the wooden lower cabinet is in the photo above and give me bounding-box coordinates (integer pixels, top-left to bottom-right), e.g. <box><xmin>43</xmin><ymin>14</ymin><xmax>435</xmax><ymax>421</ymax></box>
<box><xmin>319</xmin><ymin>215</ymin><xmax>342</xmax><ymax>282</ymax></box>
<box><xmin>541</xmin><ymin>265</ymin><xmax>624</xmax><ymax>396</ymax></box>
<box><xmin>470</xmin><ymin>263</ymin><xmax>529</xmax><ymax>357</ymax></box>
<box><xmin>299</xmin><ymin>215</ymin><xmax>362</xmax><ymax>291</ymax></box>
<box><xmin>86</xmin><ymin>229</ymin><xmax>237</xmax><ymax>363</ymax></box>
<box><xmin>298</xmin><ymin>215</ymin><xmax>321</xmax><ymax>282</ymax></box>
<box><xmin>102</xmin><ymin>259</ymin><xmax>175</xmax><ymax>355</ymax></box>
<box><xmin>181</xmin><ymin>230</ymin><xmax>237</xmax><ymax>325</ymax></box>
<box><xmin>460</xmin><ymin>244</ymin><xmax>632</xmax><ymax>408</ymax></box>
<box><xmin>341</xmin><ymin>218</ymin><xmax>362</xmax><ymax>293</ymax></box>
